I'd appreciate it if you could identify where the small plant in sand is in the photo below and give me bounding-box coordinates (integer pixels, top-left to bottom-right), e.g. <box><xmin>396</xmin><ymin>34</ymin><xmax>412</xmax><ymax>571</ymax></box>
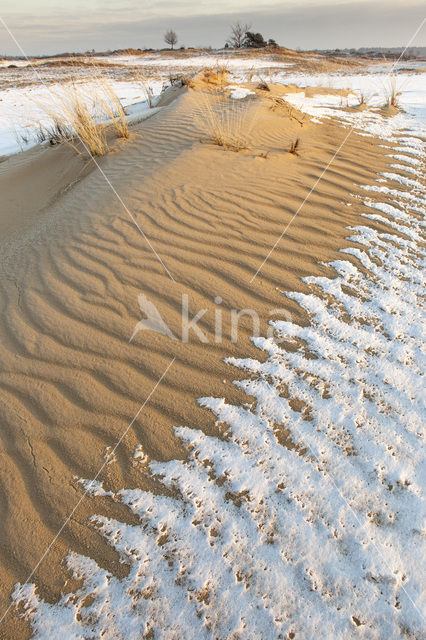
<box><xmin>246</xmin><ymin>66</ymin><xmax>256</xmax><ymax>83</ymax></box>
<box><xmin>198</xmin><ymin>91</ymin><xmax>258</xmax><ymax>152</ymax></box>
<box><xmin>166</xmin><ymin>72</ymin><xmax>194</xmax><ymax>88</ymax></box>
<box><xmin>60</xmin><ymin>86</ymin><xmax>110</xmax><ymax>155</ymax></box>
<box><xmin>268</xmin><ymin>96</ymin><xmax>305</xmax><ymax>126</ymax></box>
<box><xmin>202</xmin><ymin>66</ymin><xmax>228</xmax><ymax>88</ymax></box>
<box><xmin>180</xmin><ymin>75</ymin><xmax>194</xmax><ymax>88</ymax></box>
<box><xmin>15</xmin><ymin>131</ymin><xmax>29</xmax><ymax>147</ymax></box>
<box><xmin>215</xmin><ymin>62</ymin><xmax>230</xmax><ymax>76</ymax></box>
<box><xmin>288</xmin><ymin>138</ymin><xmax>300</xmax><ymax>155</ymax></box>
<box><xmin>256</xmin><ymin>80</ymin><xmax>270</xmax><ymax>92</ymax></box>
<box><xmin>96</xmin><ymin>78</ymin><xmax>129</xmax><ymax>139</ymax></box>
<box><xmin>382</xmin><ymin>73</ymin><xmax>402</xmax><ymax>108</ymax></box>
<box><xmin>136</xmin><ymin>73</ymin><xmax>156</xmax><ymax>107</ymax></box>
<box><xmin>167</xmin><ymin>71</ymin><xmax>181</xmax><ymax>86</ymax></box>
<box><xmin>34</xmin><ymin>84</ymin><xmax>109</xmax><ymax>156</ymax></box>
<box><xmin>354</xmin><ymin>89</ymin><xmax>368</xmax><ymax>107</ymax></box>
<box><xmin>201</xmin><ymin>68</ymin><xmax>212</xmax><ymax>84</ymax></box>
<box><xmin>34</xmin><ymin>117</ymin><xmax>74</xmax><ymax>145</ymax></box>
<box><xmin>73</xmin><ymin>61</ymin><xmax>130</xmax><ymax>137</ymax></box>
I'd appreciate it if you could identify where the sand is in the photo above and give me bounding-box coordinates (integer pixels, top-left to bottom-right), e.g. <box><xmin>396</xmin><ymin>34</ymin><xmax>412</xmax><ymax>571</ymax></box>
<box><xmin>0</xmin><ymin>80</ymin><xmax>393</xmax><ymax>637</ymax></box>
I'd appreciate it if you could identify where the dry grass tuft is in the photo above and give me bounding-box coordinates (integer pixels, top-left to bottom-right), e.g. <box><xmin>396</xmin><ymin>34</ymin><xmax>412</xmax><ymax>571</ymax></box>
<box><xmin>34</xmin><ymin>84</ymin><xmax>114</xmax><ymax>156</ymax></box>
<box><xmin>97</xmin><ymin>79</ymin><xmax>129</xmax><ymax>139</ymax></box>
<box><xmin>288</xmin><ymin>138</ymin><xmax>300</xmax><ymax>155</ymax></box>
<box><xmin>246</xmin><ymin>67</ymin><xmax>256</xmax><ymax>83</ymax></box>
<box><xmin>199</xmin><ymin>63</ymin><xmax>230</xmax><ymax>87</ymax></box>
<box><xmin>198</xmin><ymin>92</ymin><xmax>258</xmax><ymax>152</ymax></box>
<box><xmin>181</xmin><ymin>75</ymin><xmax>194</xmax><ymax>88</ymax></box>
<box><xmin>168</xmin><ymin>72</ymin><xmax>183</xmax><ymax>86</ymax></box>
<box><xmin>59</xmin><ymin>87</ymin><xmax>109</xmax><ymax>155</ymax></box>
<box><xmin>383</xmin><ymin>73</ymin><xmax>401</xmax><ymax>108</ymax></box>
<box><xmin>166</xmin><ymin>72</ymin><xmax>194</xmax><ymax>88</ymax></box>
<box><xmin>268</xmin><ymin>96</ymin><xmax>305</xmax><ymax>126</ymax></box>
<box><xmin>256</xmin><ymin>80</ymin><xmax>270</xmax><ymax>92</ymax></box>
<box><xmin>202</xmin><ymin>68</ymin><xmax>216</xmax><ymax>84</ymax></box>
<box><xmin>31</xmin><ymin>116</ymin><xmax>74</xmax><ymax>146</ymax></box>
<box><xmin>216</xmin><ymin>62</ymin><xmax>230</xmax><ymax>74</ymax></box>
<box><xmin>135</xmin><ymin>73</ymin><xmax>156</xmax><ymax>107</ymax></box>
<box><xmin>355</xmin><ymin>89</ymin><xmax>367</xmax><ymax>106</ymax></box>
<box><xmin>202</xmin><ymin>66</ymin><xmax>229</xmax><ymax>88</ymax></box>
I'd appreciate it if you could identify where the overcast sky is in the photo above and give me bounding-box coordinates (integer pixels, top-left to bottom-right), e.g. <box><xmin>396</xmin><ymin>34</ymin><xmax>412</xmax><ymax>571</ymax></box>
<box><xmin>0</xmin><ymin>1</ymin><xmax>425</xmax><ymax>56</ymax></box>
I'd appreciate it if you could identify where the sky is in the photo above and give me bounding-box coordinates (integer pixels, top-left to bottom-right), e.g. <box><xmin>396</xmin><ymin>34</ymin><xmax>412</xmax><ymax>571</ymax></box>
<box><xmin>0</xmin><ymin>0</ymin><xmax>425</xmax><ymax>56</ymax></box>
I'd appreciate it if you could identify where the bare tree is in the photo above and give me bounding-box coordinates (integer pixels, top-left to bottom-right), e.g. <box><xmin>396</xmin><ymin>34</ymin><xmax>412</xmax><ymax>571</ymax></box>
<box><xmin>227</xmin><ymin>22</ymin><xmax>251</xmax><ymax>49</ymax></box>
<box><xmin>164</xmin><ymin>29</ymin><xmax>178</xmax><ymax>50</ymax></box>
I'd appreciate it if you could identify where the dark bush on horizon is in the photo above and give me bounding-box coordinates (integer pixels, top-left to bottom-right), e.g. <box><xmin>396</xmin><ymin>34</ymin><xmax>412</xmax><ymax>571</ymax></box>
<box><xmin>243</xmin><ymin>32</ymin><xmax>267</xmax><ymax>48</ymax></box>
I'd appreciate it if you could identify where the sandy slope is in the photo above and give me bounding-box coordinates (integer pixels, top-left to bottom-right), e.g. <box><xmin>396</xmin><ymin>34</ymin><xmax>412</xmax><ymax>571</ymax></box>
<box><xmin>0</xmin><ymin>82</ymin><xmax>393</xmax><ymax>637</ymax></box>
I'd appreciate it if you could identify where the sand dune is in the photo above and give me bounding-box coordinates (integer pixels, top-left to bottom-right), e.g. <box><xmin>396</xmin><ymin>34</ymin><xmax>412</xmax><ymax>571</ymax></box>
<box><xmin>0</xmin><ymin>81</ymin><xmax>396</xmax><ymax>637</ymax></box>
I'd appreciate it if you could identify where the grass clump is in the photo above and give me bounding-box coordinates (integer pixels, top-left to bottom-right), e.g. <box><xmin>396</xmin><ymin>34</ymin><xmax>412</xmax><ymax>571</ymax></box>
<box><xmin>135</xmin><ymin>73</ymin><xmax>156</xmax><ymax>107</ymax></box>
<box><xmin>61</xmin><ymin>88</ymin><xmax>109</xmax><ymax>155</ymax></box>
<box><xmin>355</xmin><ymin>89</ymin><xmax>368</xmax><ymax>106</ymax></box>
<box><xmin>97</xmin><ymin>79</ymin><xmax>129</xmax><ymax>139</ymax></box>
<box><xmin>288</xmin><ymin>138</ymin><xmax>300</xmax><ymax>155</ymax></box>
<box><xmin>180</xmin><ymin>75</ymin><xmax>194</xmax><ymax>87</ymax></box>
<box><xmin>33</xmin><ymin>79</ymin><xmax>131</xmax><ymax>156</ymax></box>
<box><xmin>268</xmin><ymin>96</ymin><xmax>305</xmax><ymax>126</ymax></box>
<box><xmin>166</xmin><ymin>72</ymin><xmax>194</xmax><ymax>88</ymax></box>
<box><xmin>202</xmin><ymin>65</ymin><xmax>229</xmax><ymax>88</ymax></box>
<box><xmin>256</xmin><ymin>80</ymin><xmax>270</xmax><ymax>92</ymax></box>
<box><xmin>36</xmin><ymin>85</ymin><xmax>108</xmax><ymax>155</ymax></box>
<box><xmin>383</xmin><ymin>73</ymin><xmax>401</xmax><ymax>108</ymax></box>
<box><xmin>198</xmin><ymin>92</ymin><xmax>257</xmax><ymax>152</ymax></box>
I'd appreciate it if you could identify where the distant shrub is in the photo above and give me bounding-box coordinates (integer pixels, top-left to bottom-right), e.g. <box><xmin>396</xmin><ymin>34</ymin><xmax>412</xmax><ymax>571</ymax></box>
<box><xmin>244</xmin><ymin>32</ymin><xmax>267</xmax><ymax>48</ymax></box>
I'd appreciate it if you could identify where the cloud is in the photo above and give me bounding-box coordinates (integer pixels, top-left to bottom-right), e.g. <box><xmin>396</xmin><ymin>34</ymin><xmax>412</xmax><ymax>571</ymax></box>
<box><xmin>1</xmin><ymin>0</ymin><xmax>425</xmax><ymax>56</ymax></box>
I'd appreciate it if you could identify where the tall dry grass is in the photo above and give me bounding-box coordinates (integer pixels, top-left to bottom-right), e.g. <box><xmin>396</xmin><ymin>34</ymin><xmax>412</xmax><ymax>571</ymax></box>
<box><xmin>202</xmin><ymin>65</ymin><xmax>229</xmax><ymax>88</ymax></box>
<box><xmin>134</xmin><ymin>72</ymin><xmax>156</xmax><ymax>107</ymax></box>
<box><xmin>97</xmin><ymin>78</ymin><xmax>129</xmax><ymax>138</ymax></box>
<box><xmin>382</xmin><ymin>73</ymin><xmax>402</xmax><ymax>108</ymax></box>
<box><xmin>36</xmin><ymin>85</ymin><xmax>109</xmax><ymax>155</ymax></box>
<box><xmin>267</xmin><ymin>96</ymin><xmax>305</xmax><ymax>126</ymax></box>
<box><xmin>198</xmin><ymin>91</ymin><xmax>258</xmax><ymax>151</ymax></box>
<box><xmin>33</xmin><ymin>79</ymin><xmax>130</xmax><ymax>155</ymax></box>
<box><xmin>288</xmin><ymin>138</ymin><xmax>300</xmax><ymax>155</ymax></box>
<box><xmin>354</xmin><ymin>89</ymin><xmax>368</xmax><ymax>106</ymax></box>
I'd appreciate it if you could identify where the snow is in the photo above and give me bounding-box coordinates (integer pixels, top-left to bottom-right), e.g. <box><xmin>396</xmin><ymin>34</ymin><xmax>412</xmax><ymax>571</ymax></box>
<box><xmin>95</xmin><ymin>54</ymin><xmax>294</xmax><ymax>71</ymax></box>
<box><xmin>229</xmin><ymin>86</ymin><xmax>255</xmax><ymax>99</ymax></box>
<box><xmin>12</xmin><ymin>65</ymin><xmax>426</xmax><ymax>639</ymax></box>
<box><xmin>1</xmin><ymin>55</ymin><xmax>425</xmax><ymax>157</ymax></box>
<box><xmin>0</xmin><ymin>59</ymin><xmax>31</xmax><ymax>68</ymax></box>
<box><xmin>284</xmin><ymin>86</ymin><xmax>426</xmax><ymax>140</ymax></box>
<box><xmin>228</xmin><ymin>60</ymin><xmax>426</xmax><ymax>137</ymax></box>
<box><xmin>0</xmin><ymin>78</ymin><xmax>164</xmax><ymax>157</ymax></box>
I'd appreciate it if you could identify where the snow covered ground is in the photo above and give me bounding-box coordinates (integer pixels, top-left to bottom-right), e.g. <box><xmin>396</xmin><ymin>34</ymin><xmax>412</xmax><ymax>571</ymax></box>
<box><xmin>95</xmin><ymin>53</ymin><xmax>295</xmax><ymax>71</ymax></box>
<box><xmin>0</xmin><ymin>53</ymin><xmax>294</xmax><ymax>156</ymax></box>
<box><xmin>10</xmin><ymin>58</ymin><xmax>426</xmax><ymax>638</ymax></box>
<box><xmin>0</xmin><ymin>77</ymin><xmax>164</xmax><ymax>157</ymax></box>
<box><xmin>280</xmin><ymin>72</ymin><xmax>426</xmax><ymax>137</ymax></box>
<box><xmin>0</xmin><ymin>55</ymin><xmax>424</xmax><ymax>157</ymax></box>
